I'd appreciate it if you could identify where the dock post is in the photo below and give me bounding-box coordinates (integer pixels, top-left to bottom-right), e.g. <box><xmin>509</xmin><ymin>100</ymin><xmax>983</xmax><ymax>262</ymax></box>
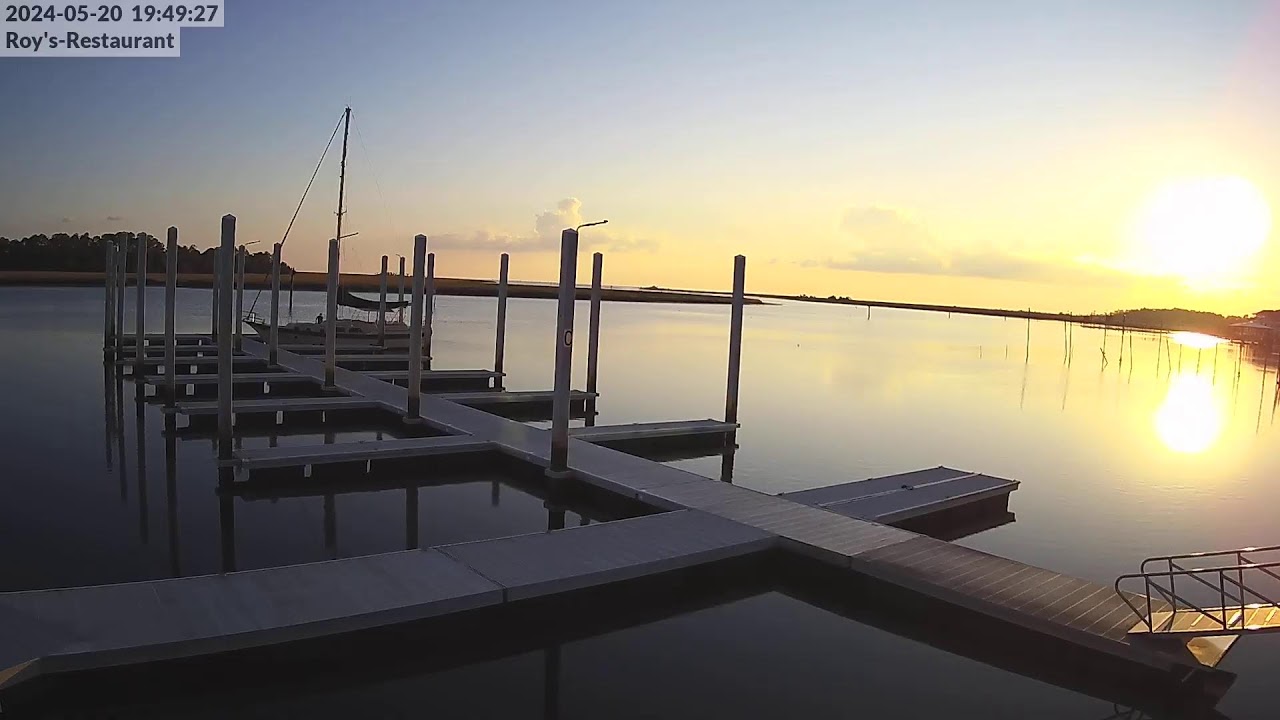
<box><xmin>586</xmin><ymin>252</ymin><xmax>603</xmax><ymax>424</ymax></box>
<box><xmin>324</xmin><ymin>237</ymin><xmax>339</xmax><ymax>389</ymax></box>
<box><xmin>425</xmin><ymin>252</ymin><xmax>435</xmax><ymax>369</ymax></box>
<box><xmin>548</xmin><ymin>228</ymin><xmax>579</xmax><ymax>479</ymax></box>
<box><xmin>104</xmin><ymin>242</ymin><xmax>116</xmax><ymax>353</ymax></box>
<box><xmin>406</xmin><ymin>235</ymin><xmax>427</xmax><ymax>419</ymax></box>
<box><xmin>164</xmin><ymin>227</ymin><xmax>178</xmax><ymax>407</ymax></box>
<box><xmin>494</xmin><ymin>253</ymin><xmax>509</xmax><ymax>390</ymax></box>
<box><xmin>269</xmin><ymin>243</ymin><xmax>281</xmax><ymax>365</ymax></box>
<box><xmin>217</xmin><ymin>216</ymin><xmax>236</xmax><ymax>463</ymax></box>
<box><xmin>725</xmin><ymin>255</ymin><xmax>746</xmax><ymax>426</ymax></box>
<box><xmin>210</xmin><ymin>247</ymin><xmax>219</xmax><ymax>342</ymax></box>
<box><xmin>397</xmin><ymin>256</ymin><xmax>406</xmax><ymax>324</ymax></box>
<box><xmin>135</xmin><ymin>234</ymin><xmax>148</xmax><ymax>368</ymax></box>
<box><xmin>115</xmin><ymin>235</ymin><xmax>127</xmax><ymax>356</ymax></box>
<box><xmin>377</xmin><ymin>255</ymin><xmax>388</xmax><ymax>346</ymax></box>
<box><xmin>234</xmin><ymin>245</ymin><xmax>245</xmax><ymax>351</ymax></box>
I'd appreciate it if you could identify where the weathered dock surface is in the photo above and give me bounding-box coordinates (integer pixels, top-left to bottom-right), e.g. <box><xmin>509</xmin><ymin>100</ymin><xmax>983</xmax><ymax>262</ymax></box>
<box><xmin>237</xmin><ymin>339</ymin><xmax>1223</xmax><ymax>677</ymax></box>
<box><xmin>0</xmin><ymin>336</ymin><xmax>1224</xmax><ymax>693</ymax></box>
<box><xmin>232</xmin><ymin>435</ymin><xmax>494</xmax><ymax>470</ymax></box>
<box><xmin>168</xmin><ymin>396</ymin><xmax>384</xmax><ymax>417</ymax></box>
<box><xmin>568</xmin><ymin>419</ymin><xmax>736</xmax><ymax>444</ymax></box>
<box><xmin>0</xmin><ymin>511</ymin><xmax>771</xmax><ymax>690</ymax></box>
<box><xmin>781</xmin><ymin>466</ymin><xmax>1018</xmax><ymax>524</ymax></box>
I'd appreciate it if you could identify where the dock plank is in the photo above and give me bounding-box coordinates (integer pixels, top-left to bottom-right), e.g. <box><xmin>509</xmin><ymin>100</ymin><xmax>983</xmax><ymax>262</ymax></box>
<box><xmin>440</xmin><ymin>510</ymin><xmax>775</xmax><ymax>601</ymax></box>
<box><xmin>170</xmin><ymin>396</ymin><xmax>384</xmax><ymax>417</ymax></box>
<box><xmin>232</xmin><ymin>435</ymin><xmax>494</xmax><ymax>469</ymax></box>
<box><xmin>568</xmin><ymin>419</ymin><xmax>736</xmax><ymax>444</ymax></box>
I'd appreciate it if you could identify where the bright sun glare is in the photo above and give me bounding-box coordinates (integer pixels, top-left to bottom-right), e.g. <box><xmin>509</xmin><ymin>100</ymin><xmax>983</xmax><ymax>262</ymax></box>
<box><xmin>1135</xmin><ymin>176</ymin><xmax>1272</xmax><ymax>286</ymax></box>
<box><xmin>1154</xmin><ymin>372</ymin><xmax>1224</xmax><ymax>454</ymax></box>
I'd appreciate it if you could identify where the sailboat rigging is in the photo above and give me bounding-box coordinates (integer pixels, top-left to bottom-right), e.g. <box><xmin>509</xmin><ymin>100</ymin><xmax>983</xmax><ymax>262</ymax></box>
<box><xmin>245</xmin><ymin>107</ymin><xmax>416</xmax><ymax>349</ymax></box>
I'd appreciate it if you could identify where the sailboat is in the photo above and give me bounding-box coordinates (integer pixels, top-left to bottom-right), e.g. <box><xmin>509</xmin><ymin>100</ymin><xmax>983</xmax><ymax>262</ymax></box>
<box><xmin>246</xmin><ymin>107</ymin><xmax>419</xmax><ymax>350</ymax></box>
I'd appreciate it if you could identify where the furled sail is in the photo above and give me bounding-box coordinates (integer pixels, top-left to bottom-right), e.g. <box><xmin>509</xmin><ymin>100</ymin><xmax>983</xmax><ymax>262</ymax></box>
<box><xmin>338</xmin><ymin>287</ymin><xmax>410</xmax><ymax>311</ymax></box>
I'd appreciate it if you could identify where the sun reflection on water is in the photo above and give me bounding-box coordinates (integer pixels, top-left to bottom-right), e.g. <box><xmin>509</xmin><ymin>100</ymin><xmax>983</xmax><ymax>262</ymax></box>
<box><xmin>1155</xmin><ymin>372</ymin><xmax>1225</xmax><ymax>454</ymax></box>
<box><xmin>1169</xmin><ymin>331</ymin><xmax>1224</xmax><ymax>349</ymax></box>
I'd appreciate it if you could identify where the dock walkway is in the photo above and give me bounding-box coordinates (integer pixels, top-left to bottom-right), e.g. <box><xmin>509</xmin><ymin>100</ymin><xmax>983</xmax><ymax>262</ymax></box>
<box><xmin>0</xmin><ymin>510</ymin><xmax>771</xmax><ymax>689</ymax></box>
<box><xmin>0</xmin><ymin>338</ymin><xmax>1227</xmax><ymax>692</ymax></box>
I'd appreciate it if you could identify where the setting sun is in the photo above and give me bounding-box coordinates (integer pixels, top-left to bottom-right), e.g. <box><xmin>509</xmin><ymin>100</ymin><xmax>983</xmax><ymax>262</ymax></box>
<box><xmin>1134</xmin><ymin>176</ymin><xmax>1272</xmax><ymax>287</ymax></box>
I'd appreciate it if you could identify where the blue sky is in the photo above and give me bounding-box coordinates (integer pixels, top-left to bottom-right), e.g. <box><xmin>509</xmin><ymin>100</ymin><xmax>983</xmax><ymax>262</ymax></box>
<box><xmin>1</xmin><ymin>0</ymin><xmax>1276</xmax><ymax>311</ymax></box>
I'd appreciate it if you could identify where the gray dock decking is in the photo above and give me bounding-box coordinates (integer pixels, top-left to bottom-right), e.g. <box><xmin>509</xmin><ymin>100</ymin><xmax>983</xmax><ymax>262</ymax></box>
<box><xmin>0</xmin><ymin>510</ymin><xmax>771</xmax><ymax>690</ymax></box>
<box><xmin>232</xmin><ymin>435</ymin><xmax>495</xmax><ymax>470</ymax></box>
<box><xmin>781</xmin><ymin>466</ymin><xmax>1019</xmax><ymax>524</ymax></box>
<box><xmin>0</xmin><ymin>336</ymin><xmax>1224</xmax><ymax>693</ymax></box>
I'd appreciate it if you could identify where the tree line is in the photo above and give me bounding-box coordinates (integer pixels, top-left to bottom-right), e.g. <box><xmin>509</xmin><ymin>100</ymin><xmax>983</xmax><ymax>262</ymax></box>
<box><xmin>0</xmin><ymin>232</ymin><xmax>292</xmax><ymax>275</ymax></box>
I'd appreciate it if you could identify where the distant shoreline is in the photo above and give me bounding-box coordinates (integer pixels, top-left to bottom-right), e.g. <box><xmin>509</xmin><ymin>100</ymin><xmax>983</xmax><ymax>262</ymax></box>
<box><xmin>756</xmin><ymin>293</ymin><xmax>1241</xmax><ymax>336</ymax></box>
<box><xmin>0</xmin><ymin>270</ymin><xmax>763</xmax><ymax>306</ymax></box>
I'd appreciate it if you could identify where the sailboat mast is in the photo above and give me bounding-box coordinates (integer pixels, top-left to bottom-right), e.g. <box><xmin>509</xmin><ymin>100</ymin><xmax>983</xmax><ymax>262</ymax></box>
<box><xmin>334</xmin><ymin>106</ymin><xmax>351</xmax><ymax>255</ymax></box>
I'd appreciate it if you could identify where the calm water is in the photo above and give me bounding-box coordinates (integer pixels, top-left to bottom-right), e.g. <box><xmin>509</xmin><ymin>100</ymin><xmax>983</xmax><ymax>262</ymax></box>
<box><xmin>3</xmin><ymin>285</ymin><xmax>1280</xmax><ymax>718</ymax></box>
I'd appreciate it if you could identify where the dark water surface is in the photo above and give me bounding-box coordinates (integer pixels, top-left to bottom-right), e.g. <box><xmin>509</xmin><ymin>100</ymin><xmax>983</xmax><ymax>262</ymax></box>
<box><xmin>3</xmin><ymin>286</ymin><xmax>1279</xmax><ymax>718</ymax></box>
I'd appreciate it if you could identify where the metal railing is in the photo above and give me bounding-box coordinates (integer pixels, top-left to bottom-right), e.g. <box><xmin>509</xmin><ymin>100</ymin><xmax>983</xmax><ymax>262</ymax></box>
<box><xmin>1115</xmin><ymin>545</ymin><xmax>1280</xmax><ymax>633</ymax></box>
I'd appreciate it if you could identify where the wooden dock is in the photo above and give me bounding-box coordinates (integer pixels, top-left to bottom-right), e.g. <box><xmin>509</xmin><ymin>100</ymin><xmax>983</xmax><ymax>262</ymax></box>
<box><xmin>0</xmin><ymin>334</ymin><xmax>1228</xmax><ymax>695</ymax></box>
<box><xmin>781</xmin><ymin>466</ymin><xmax>1019</xmax><ymax>524</ymax></box>
<box><xmin>0</xmin><ymin>511</ymin><xmax>772</xmax><ymax>691</ymax></box>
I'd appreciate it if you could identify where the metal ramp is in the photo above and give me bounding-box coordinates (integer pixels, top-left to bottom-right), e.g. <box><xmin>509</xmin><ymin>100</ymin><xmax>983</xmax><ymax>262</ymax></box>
<box><xmin>1117</xmin><ymin>544</ymin><xmax>1280</xmax><ymax>637</ymax></box>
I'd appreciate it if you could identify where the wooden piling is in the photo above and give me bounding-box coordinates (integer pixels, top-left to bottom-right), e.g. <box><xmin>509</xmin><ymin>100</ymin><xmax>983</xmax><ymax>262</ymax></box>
<box><xmin>324</xmin><ymin>238</ymin><xmax>339</xmax><ymax>388</ymax></box>
<box><xmin>377</xmin><ymin>255</ymin><xmax>388</xmax><ymax>346</ymax></box>
<box><xmin>725</xmin><ymin>255</ymin><xmax>746</xmax><ymax>425</ymax></box>
<box><xmin>234</xmin><ymin>246</ymin><xmax>246</xmax><ymax>351</ymax></box>
<box><xmin>210</xmin><ymin>247</ymin><xmax>219</xmax><ymax>341</ymax></box>
<box><xmin>495</xmin><ymin>253</ymin><xmax>509</xmax><ymax>390</ymax></box>
<box><xmin>104</xmin><ymin>242</ymin><xmax>116</xmax><ymax>352</ymax></box>
<box><xmin>269</xmin><ymin>243</ymin><xmax>281</xmax><ymax>365</ymax></box>
<box><xmin>164</xmin><ymin>227</ymin><xmax>178</xmax><ymax>407</ymax></box>
<box><xmin>397</xmin><ymin>256</ymin><xmax>406</xmax><ymax>325</ymax></box>
<box><xmin>115</xmin><ymin>235</ymin><xmax>127</xmax><ymax>355</ymax></box>
<box><xmin>548</xmin><ymin>229</ymin><xmax>579</xmax><ymax>477</ymax></box>
<box><xmin>406</xmin><ymin>235</ymin><xmax>427</xmax><ymax>419</ymax></box>
<box><xmin>135</xmin><ymin>234</ymin><xmax>148</xmax><ymax>367</ymax></box>
<box><xmin>217</xmin><ymin>216</ymin><xmax>236</xmax><ymax>462</ymax></box>
<box><xmin>586</xmin><ymin>252</ymin><xmax>603</xmax><ymax>424</ymax></box>
<box><xmin>425</xmin><ymin>253</ymin><xmax>435</xmax><ymax>369</ymax></box>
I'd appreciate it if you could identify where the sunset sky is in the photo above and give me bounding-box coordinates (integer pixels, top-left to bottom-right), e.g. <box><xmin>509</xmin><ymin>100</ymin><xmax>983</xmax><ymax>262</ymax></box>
<box><xmin>2</xmin><ymin>0</ymin><xmax>1279</xmax><ymax>314</ymax></box>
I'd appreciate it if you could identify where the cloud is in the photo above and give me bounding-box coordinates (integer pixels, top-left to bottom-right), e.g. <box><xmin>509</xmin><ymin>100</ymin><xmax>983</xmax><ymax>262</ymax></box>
<box><xmin>812</xmin><ymin>205</ymin><xmax>1117</xmax><ymax>285</ymax></box>
<box><xmin>105</xmin><ymin>215</ymin><xmax>123</xmax><ymax>222</ymax></box>
<box><xmin>431</xmin><ymin>198</ymin><xmax>656</xmax><ymax>254</ymax></box>
<box><xmin>60</xmin><ymin>216</ymin><xmax>73</xmax><ymax>224</ymax></box>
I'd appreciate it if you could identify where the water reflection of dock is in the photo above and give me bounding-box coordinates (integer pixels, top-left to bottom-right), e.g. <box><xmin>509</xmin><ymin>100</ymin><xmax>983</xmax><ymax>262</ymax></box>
<box><xmin>0</xmin><ymin>224</ymin><xmax>1241</xmax><ymax>715</ymax></box>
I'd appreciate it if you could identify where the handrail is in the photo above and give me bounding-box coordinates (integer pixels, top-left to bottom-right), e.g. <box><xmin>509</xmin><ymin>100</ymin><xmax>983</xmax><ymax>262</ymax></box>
<box><xmin>1115</xmin><ymin>555</ymin><xmax>1280</xmax><ymax>633</ymax></box>
<box><xmin>1139</xmin><ymin>544</ymin><xmax>1280</xmax><ymax>573</ymax></box>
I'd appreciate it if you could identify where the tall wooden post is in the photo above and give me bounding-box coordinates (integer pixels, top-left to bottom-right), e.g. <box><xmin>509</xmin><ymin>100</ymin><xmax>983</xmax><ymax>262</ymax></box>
<box><xmin>135</xmin><ymin>234</ymin><xmax>148</xmax><ymax>366</ymax></box>
<box><xmin>269</xmin><ymin>243</ymin><xmax>281</xmax><ymax>365</ymax></box>
<box><xmin>115</xmin><ymin>235</ymin><xmax>127</xmax><ymax>356</ymax></box>
<box><xmin>397</xmin><ymin>256</ymin><xmax>406</xmax><ymax>324</ymax></box>
<box><xmin>217</xmin><ymin>216</ymin><xmax>236</xmax><ymax>462</ymax></box>
<box><xmin>104</xmin><ymin>242</ymin><xmax>116</xmax><ymax>353</ymax></box>
<box><xmin>495</xmin><ymin>253</ymin><xmax>509</xmax><ymax>390</ymax></box>
<box><xmin>234</xmin><ymin>246</ymin><xmax>245</xmax><ymax>351</ymax></box>
<box><xmin>425</xmin><ymin>253</ymin><xmax>435</xmax><ymax>369</ymax></box>
<box><xmin>324</xmin><ymin>238</ymin><xmax>339</xmax><ymax>388</ymax></box>
<box><xmin>210</xmin><ymin>247</ymin><xmax>219</xmax><ymax>342</ymax></box>
<box><xmin>725</xmin><ymin>255</ymin><xmax>746</xmax><ymax>425</ymax></box>
<box><xmin>164</xmin><ymin>227</ymin><xmax>178</xmax><ymax>407</ymax></box>
<box><xmin>406</xmin><ymin>235</ymin><xmax>427</xmax><ymax>419</ymax></box>
<box><xmin>377</xmin><ymin>255</ymin><xmax>389</xmax><ymax>346</ymax></box>
<box><xmin>586</xmin><ymin>252</ymin><xmax>603</xmax><ymax>424</ymax></box>
<box><xmin>548</xmin><ymin>229</ymin><xmax>579</xmax><ymax>478</ymax></box>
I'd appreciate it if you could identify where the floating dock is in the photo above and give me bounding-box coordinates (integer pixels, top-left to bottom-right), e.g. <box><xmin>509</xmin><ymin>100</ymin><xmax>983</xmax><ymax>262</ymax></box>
<box><xmin>3</xmin><ymin>226</ymin><xmax>1247</xmax><ymax>710</ymax></box>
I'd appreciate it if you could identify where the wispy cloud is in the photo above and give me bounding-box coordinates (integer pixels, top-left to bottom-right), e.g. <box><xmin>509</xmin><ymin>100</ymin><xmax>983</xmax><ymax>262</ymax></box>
<box><xmin>105</xmin><ymin>215</ymin><xmax>123</xmax><ymax>222</ymax></box>
<box><xmin>431</xmin><ymin>198</ymin><xmax>657</xmax><ymax>254</ymax></box>
<box><xmin>60</xmin><ymin>216</ymin><xmax>73</xmax><ymax>224</ymax></box>
<box><xmin>807</xmin><ymin>205</ymin><xmax>1117</xmax><ymax>285</ymax></box>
